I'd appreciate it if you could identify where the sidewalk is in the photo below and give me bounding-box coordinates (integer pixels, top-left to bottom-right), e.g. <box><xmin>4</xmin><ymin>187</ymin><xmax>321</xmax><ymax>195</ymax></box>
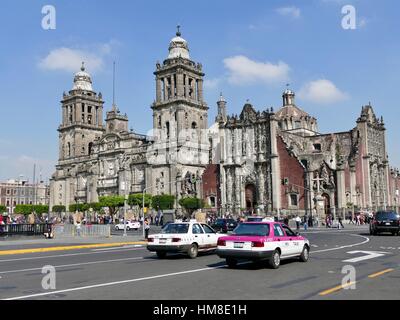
<box><xmin>0</xmin><ymin>234</ymin><xmax>147</xmax><ymax>250</ymax></box>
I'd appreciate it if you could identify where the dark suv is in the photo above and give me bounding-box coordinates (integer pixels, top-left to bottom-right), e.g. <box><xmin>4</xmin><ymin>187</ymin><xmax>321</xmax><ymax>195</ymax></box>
<box><xmin>370</xmin><ymin>211</ymin><xmax>400</xmax><ymax>236</ymax></box>
<box><xmin>212</xmin><ymin>218</ymin><xmax>238</xmax><ymax>233</ymax></box>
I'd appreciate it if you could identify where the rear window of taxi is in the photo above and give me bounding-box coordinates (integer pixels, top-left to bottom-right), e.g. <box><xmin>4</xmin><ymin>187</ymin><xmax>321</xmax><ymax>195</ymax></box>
<box><xmin>161</xmin><ymin>223</ymin><xmax>189</xmax><ymax>234</ymax></box>
<box><xmin>233</xmin><ymin>223</ymin><xmax>270</xmax><ymax>236</ymax></box>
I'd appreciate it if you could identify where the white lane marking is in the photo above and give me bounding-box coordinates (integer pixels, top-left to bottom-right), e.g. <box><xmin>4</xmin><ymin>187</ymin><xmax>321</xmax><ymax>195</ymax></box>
<box><xmin>0</xmin><ymin>247</ymin><xmax>145</xmax><ymax>263</ymax></box>
<box><xmin>2</xmin><ymin>234</ymin><xmax>371</xmax><ymax>300</ymax></box>
<box><xmin>3</xmin><ymin>266</ymin><xmax>224</xmax><ymax>300</ymax></box>
<box><xmin>311</xmin><ymin>234</ymin><xmax>370</xmax><ymax>254</ymax></box>
<box><xmin>342</xmin><ymin>251</ymin><xmax>389</xmax><ymax>263</ymax></box>
<box><xmin>0</xmin><ymin>257</ymin><xmax>144</xmax><ymax>275</ymax></box>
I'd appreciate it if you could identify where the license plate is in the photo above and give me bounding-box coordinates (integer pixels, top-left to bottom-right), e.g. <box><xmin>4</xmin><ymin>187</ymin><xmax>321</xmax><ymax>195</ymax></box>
<box><xmin>234</xmin><ymin>242</ymin><xmax>244</xmax><ymax>249</ymax></box>
<box><xmin>386</xmin><ymin>222</ymin><xmax>391</xmax><ymax>225</ymax></box>
<box><xmin>159</xmin><ymin>239</ymin><xmax>167</xmax><ymax>244</ymax></box>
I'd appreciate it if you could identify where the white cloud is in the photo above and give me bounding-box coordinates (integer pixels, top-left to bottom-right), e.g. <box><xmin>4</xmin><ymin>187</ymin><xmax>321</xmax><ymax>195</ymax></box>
<box><xmin>39</xmin><ymin>47</ymin><xmax>104</xmax><ymax>73</ymax></box>
<box><xmin>298</xmin><ymin>79</ymin><xmax>348</xmax><ymax>104</ymax></box>
<box><xmin>223</xmin><ymin>55</ymin><xmax>290</xmax><ymax>86</ymax></box>
<box><xmin>38</xmin><ymin>41</ymin><xmax>119</xmax><ymax>73</ymax></box>
<box><xmin>276</xmin><ymin>6</ymin><xmax>301</xmax><ymax>19</ymax></box>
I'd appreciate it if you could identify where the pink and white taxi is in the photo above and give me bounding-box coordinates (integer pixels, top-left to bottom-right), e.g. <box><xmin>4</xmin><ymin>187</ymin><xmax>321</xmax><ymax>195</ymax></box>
<box><xmin>216</xmin><ymin>222</ymin><xmax>310</xmax><ymax>269</ymax></box>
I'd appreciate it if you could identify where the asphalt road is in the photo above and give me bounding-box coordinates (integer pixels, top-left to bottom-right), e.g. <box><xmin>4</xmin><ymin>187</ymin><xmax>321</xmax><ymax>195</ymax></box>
<box><xmin>0</xmin><ymin>227</ymin><xmax>399</xmax><ymax>300</ymax></box>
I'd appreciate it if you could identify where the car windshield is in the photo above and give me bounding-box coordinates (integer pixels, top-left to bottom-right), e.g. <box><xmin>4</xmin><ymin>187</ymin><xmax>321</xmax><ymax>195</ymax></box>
<box><xmin>247</xmin><ymin>217</ymin><xmax>263</xmax><ymax>222</ymax></box>
<box><xmin>161</xmin><ymin>223</ymin><xmax>189</xmax><ymax>234</ymax></box>
<box><xmin>233</xmin><ymin>223</ymin><xmax>270</xmax><ymax>236</ymax></box>
<box><xmin>376</xmin><ymin>212</ymin><xmax>399</xmax><ymax>220</ymax></box>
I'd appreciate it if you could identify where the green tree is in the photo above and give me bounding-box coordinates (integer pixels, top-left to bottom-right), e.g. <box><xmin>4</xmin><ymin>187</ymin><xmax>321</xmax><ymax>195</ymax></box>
<box><xmin>99</xmin><ymin>196</ymin><xmax>125</xmax><ymax>217</ymax></box>
<box><xmin>69</xmin><ymin>203</ymin><xmax>88</xmax><ymax>213</ymax></box>
<box><xmin>34</xmin><ymin>205</ymin><xmax>49</xmax><ymax>215</ymax></box>
<box><xmin>0</xmin><ymin>205</ymin><xmax>7</xmax><ymax>213</ymax></box>
<box><xmin>152</xmin><ymin>195</ymin><xmax>175</xmax><ymax>210</ymax></box>
<box><xmin>128</xmin><ymin>194</ymin><xmax>152</xmax><ymax>208</ymax></box>
<box><xmin>179</xmin><ymin>197</ymin><xmax>204</xmax><ymax>215</ymax></box>
<box><xmin>52</xmin><ymin>205</ymin><xmax>66</xmax><ymax>213</ymax></box>
<box><xmin>15</xmin><ymin>205</ymin><xmax>34</xmax><ymax>215</ymax></box>
<box><xmin>87</xmin><ymin>202</ymin><xmax>103</xmax><ymax>212</ymax></box>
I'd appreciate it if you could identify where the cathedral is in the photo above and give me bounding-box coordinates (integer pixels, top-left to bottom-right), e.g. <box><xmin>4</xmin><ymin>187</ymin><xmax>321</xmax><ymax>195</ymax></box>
<box><xmin>50</xmin><ymin>28</ymin><xmax>400</xmax><ymax>219</ymax></box>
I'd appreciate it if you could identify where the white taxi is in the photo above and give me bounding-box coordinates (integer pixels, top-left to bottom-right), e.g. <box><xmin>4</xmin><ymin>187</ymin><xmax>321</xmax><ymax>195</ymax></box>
<box><xmin>115</xmin><ymin>221</ymin><xmax>141</xmax><ymax>231</ymax></box>
<box><xmin>147</xmin><ymin>220</ymin><xmax>221</xmax><ymax>259</ymax></box>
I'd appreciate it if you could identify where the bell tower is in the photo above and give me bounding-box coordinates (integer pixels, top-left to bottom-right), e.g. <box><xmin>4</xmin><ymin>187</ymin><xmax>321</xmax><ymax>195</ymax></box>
<box><xmin>58</xmin><ymin>62</ymin><xmax>105</xmax><ymax>161</ymax></box>
<box><xmin>147</xmin><ymin>27</ymin><xmax>209</xmax><ymax>199</ymax></box>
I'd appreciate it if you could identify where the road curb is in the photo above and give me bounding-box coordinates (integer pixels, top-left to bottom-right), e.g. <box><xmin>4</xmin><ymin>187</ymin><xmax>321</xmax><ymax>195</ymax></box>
<box><xmin>0</xmin><ymin>241</ymin><xmax>147</xmax><ymax>256</ymax></box>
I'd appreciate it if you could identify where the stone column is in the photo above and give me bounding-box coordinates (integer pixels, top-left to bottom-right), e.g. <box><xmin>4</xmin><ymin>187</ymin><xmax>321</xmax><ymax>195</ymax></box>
<box><xmin>270</xmin><ymin>119</ymin><xmax>281</xmax><ymax>212</ymax></box>
<box><xmin>362</xmin><ymin>156</ymin><xmax>371</xmax><ymax>209</ymax></box>
<box><xmin>350</xmin><ymin>166</ymin><xmax>357</xmax><ymax>206</ymax></box>
<box><xmin>177</xmin><ymin>72</ymin><xmax>184</xmax><ymax>98</ymax></box>
<box><xmin>336</xmin><ymin>169</ymin><xmax>346</xmax><ymax>209</ymax></box>
<box><xmin>198</xmin><ymin>79</ymin><xmax>204</xmax><ymax>102</ymax></box>
<box><xmin>156</xmin><ymin>78</ymin><xmax>162</xmax><ymax>102</ymax></box>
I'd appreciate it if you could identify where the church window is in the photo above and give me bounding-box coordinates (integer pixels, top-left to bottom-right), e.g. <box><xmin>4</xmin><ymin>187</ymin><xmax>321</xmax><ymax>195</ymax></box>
<box><xmin>209</xmin><ymin>197</ymin><xmax>216</xmax><ymax>207</ymax></box>
<box><xmin>158</xmin><ymin>116</ymin><xmax>162</xmax><ymax>128</ymax></box>
<box><xmin>192</xmin><ymin>122</ymin><xmax>197</xmax><ymax>129</ymax></box>
<box><xmin>88</xmin><ymin>142</ymin><xmax>93</xmax><ymax>156</ymax></box>
<box><xmin>88</xmin><ymin>106</ymin><xmax>92</xmax><ymax>113</ymax></box>
<box><xmin>313</xmin><ymin>144</ymin><xmax>322</xmax><ymax>152</ymax></box>
<box><xmin>82</xmin><ymin>103</ymin><xmax>85</xmax><ymax>113</ymax></box>
<box><xmin>82</xmin><ymin>146</ymin><xmax>85</xmax><ymax>155</ymax></box>
<box><xmin>166</xmin><ymin>122</ymin><xmax>170</xmax><ymax>138</ymax></box>
<box><xmin>183</xmin><ymin>75</ymin><xmax>187</xmax><ymax>98</ymax></box>
<box><xmin>67</xmin><ymin>143</ymin><xmax>71</xmax><ymax>157</ymax></box>
<box><xmin>88</xmin><ymin>115</ymin><xmax>92</xmax><ymax>124</ymax></box>
<box><xmin>173</xmin><ymin>74</ymin><xmax>177</xmax><ymax>97</ymax></box>
<box><xmin>290</xmin><ymin>194</ymin><xmax>298</xmax><ymax>206</ymax></box>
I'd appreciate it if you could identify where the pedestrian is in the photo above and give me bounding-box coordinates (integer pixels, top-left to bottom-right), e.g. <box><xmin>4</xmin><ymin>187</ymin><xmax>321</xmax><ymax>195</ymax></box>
<box><xmin>144</xmin><ymin>218</ymin><xmax>150</xmax><ymax>240</ymax></box>
<box><xmin>295</xmin><ymin>215</ymin><xmax>301</xmax><ymax>231</ymax></box>
<box><xmin>76</xmin><ymin>221</ymin><xmax>81</xmax><ymax>237</ymax></box>
<box><xmin>338</xmin><ymin>217</ymin><xmax>344</xmax><ymax>229</ymax></box>
<box><xmin>303</xmin><ymin>215</ymin><xmax>308</xmax><ymax>231</ymax></box>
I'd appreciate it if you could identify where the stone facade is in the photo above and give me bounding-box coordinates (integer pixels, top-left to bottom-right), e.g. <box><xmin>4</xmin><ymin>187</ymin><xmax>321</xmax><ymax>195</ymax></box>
<box><xmin>50</xmin><ymin>29</ymin><xmax>400</xmax><ymax>218</ymax></box>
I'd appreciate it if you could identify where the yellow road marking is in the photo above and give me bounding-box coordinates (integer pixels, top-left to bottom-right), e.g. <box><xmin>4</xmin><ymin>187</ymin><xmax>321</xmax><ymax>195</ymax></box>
<box><xmin>319</xmin><ymin>281</ymin><xmax>357</xmax><ymax>296</ymax></box>
<box><xmin>0</xmin><ymin>242</ymin><xmax>147</xmax><ymax>256</ymax></box>
<box><xmin>368</xmin><ymin>269</ymin><xmax>394</xmax><ymax>279</ymax></box>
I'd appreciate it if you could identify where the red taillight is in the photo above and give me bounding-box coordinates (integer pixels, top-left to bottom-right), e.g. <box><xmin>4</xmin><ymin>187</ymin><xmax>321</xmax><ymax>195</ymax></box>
<box><xmin>251</xmin><ymin>241</ymin><xmax>265</xmax><ymax>248</ymax></box>
<box><xmin>148</xmin><ymin>238</ymin><xmax>154</xmax><ymax>243</ymax></box>
<box><xmin>172</xmin><ymin>238</ymin><xmax>181</xmax><ymax>243</ymax></box>
<box><xmin>217</xmin><ymin>239</ymin><xmax>226</xmax><ymax>246</ymax></box>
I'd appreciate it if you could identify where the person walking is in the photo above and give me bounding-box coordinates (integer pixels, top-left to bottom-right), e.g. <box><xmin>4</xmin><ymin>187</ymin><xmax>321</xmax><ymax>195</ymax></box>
<box><xmin>303</xmin><ymin>215</ymin><xmax>308</xmax><ymax>231</ymax></box>
<box><xmin>338</xmin><ymin>216</ymin><xmax>344</xmax><ymax>229</ymax></box>
<box><xmin>295</xmin><ymin>215</ymin><xmax>301</xmax><ymax>231</ymax></box>
<box><xmin>144</xmin><ymin>218</ymin><xmax>150</xmax><ymax>240</ymax></box>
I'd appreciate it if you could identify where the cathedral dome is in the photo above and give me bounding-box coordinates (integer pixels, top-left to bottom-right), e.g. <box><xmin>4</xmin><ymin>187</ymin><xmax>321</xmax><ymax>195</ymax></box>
<box><xmin>167</xmin><ymin>26</ymin><xmax>190</xmax><ymax>60</ymax></box>
<box><xmin>73</xmin><ymin>62</ymin><xmax>93</xmax><ymax>91</ymax></box>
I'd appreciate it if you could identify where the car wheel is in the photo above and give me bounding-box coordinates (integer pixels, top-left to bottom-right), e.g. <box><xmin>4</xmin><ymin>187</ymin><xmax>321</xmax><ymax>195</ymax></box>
<box><xmin>268</xmin><ymin>250</ymin><xmax>281</xmax><ymax>269</ymax></box>
<box><xmin>226</xmin><ymin>258</ymin><xmax>238</xmax><ymax>268</ymax></box>
<box><xmin>115</xmin><ymin>226</ymin><xmax>119</xmax><ymax>231</ymax></box>
<box><xmin>187</xmin><ymin>244</ymin><xmax>198</xmax><ymax>259</ymax></box>
<box><xmin>126</xmin><ymin>227</ymin><xmax>130</xmax><ymax>231</ymax></box>
<box><xmin>299</xmin><ymin>245</ymin><xmax>310</xmax><ymax>262</ymax></box>
<box><xmin>156</xmin><ymin>252</ymin><xmax>166</xmax><ymax>259</ymax></box>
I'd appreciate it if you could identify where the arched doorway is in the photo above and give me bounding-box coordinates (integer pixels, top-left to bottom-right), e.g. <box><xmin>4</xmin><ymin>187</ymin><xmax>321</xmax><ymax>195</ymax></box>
<box><xmin>245</xmin><ymin>184</ymin><xmax>257</xmax><ymax>214</ymax></box>
<box><xmin>322</xmin><ymin>193</ymin><xmax>331</xmax><ymax>216</ymax></box>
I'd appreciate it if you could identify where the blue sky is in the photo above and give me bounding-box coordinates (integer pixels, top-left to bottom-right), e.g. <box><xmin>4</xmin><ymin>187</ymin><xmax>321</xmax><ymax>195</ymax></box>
<box><xmin>0</xmin><ymin>0</ymin><xmax>399</xmax><ymax>181</ymax></box>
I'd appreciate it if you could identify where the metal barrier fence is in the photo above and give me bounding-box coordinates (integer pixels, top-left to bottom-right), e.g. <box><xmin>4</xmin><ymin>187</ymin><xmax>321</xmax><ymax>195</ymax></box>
<box><xmin>0</xmin><ymin>224</ymin><xmax>53</xmax><ymax>237</ymax></box>
<box><xmin>53</xmin><ymin>224</ymin><xmax>111</xmax><ymax>238</ymax></box>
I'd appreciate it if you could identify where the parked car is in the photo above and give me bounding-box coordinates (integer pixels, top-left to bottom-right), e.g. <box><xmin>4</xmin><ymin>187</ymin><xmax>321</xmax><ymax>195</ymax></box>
<box><xmin>212</xmin><ymin>218</ymin><xmax>238</xmax><ymax>233</ymax></box>
<box><xmin>370</xmin><ymin>211</ymin><xmax>400</xmax><ymax>236</ymax></box>
<box><xmin>115</xmin><ymin>221</ymin><xmax>141</xmax><ymax>231</ymax></box>
<box><xmin>147</xmin><ymin>221</ymin><xmax>221</xmax><ymax>259</ymax></box>
<box><xmin>216</xmin><ymin>222</ymin><xmax>310</xmax><ymax>269</ymax></box>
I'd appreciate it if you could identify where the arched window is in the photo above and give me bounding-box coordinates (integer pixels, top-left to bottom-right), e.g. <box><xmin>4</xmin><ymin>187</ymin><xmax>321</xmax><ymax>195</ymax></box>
<box><xmin>67</xmin><ymin>142</ymin><xmax>71</xmax><ymax>157</ymax></box>
<box><xmin>88</xmin><ymin>142</ymin><xmax>93</xmax><ymax>156</ymax></box>
<box><xmin>191</xmin><ymin>122</ymin><xmax>197</xmax><ymax>129</ymax></box>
